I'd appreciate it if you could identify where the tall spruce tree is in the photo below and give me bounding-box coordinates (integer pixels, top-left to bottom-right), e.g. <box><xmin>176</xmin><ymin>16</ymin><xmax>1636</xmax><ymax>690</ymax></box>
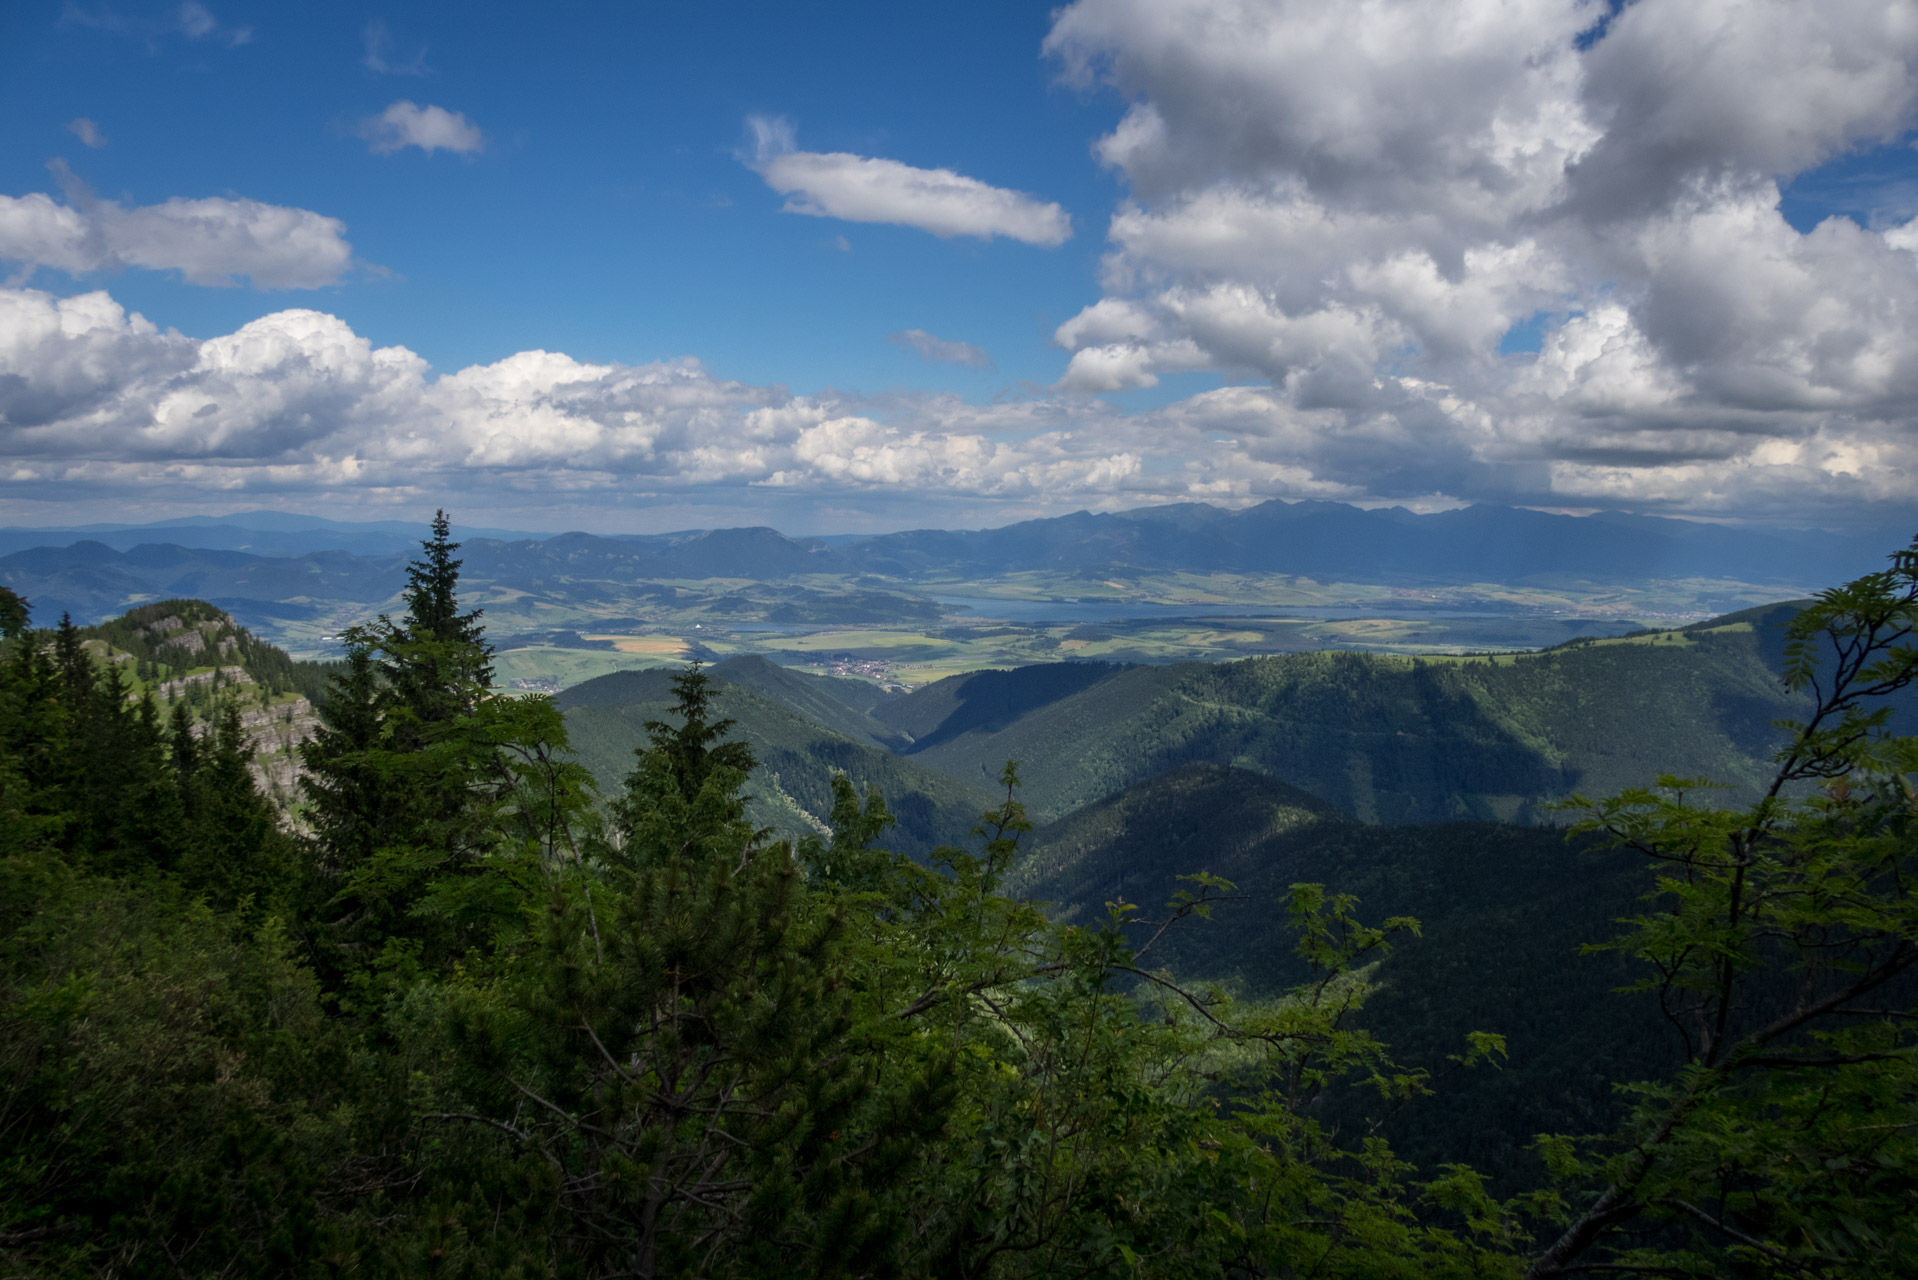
<box><xmin>27</xmin><ymin>614</ymin><xmax>185</xmax><ymax>876</ymax></box>
<box><xmin>391</xmin><ymin>508</ymin><xmax>493</xmax><ymax>726</ymax></box>
<box><xmin>297</xmin><ymin>648</ymin><xmax>384</xmax><ymax>873</ymax></box>
<box><xmin>301</xmin><ymin>512</ymin><xmax>553</xmax><ymax>985</ymax></box>
<box><xmin>444</xmin><ymin>663</ymin><xmax>956</xmax><ymax>1279</ymax></box>
<box><xmin>0</xmin><ymin>586</ymin><xmax>26</xmax><ymax>640</ymax></box>
<box><xmin>0</xmin><ymin>588</ymin><xmax>62</xmax><ymax>863</ymax></box>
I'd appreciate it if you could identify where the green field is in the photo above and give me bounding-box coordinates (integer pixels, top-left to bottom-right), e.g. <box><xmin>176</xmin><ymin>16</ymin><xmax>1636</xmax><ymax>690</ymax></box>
<box><xmin>234</xmin><ymin>555</ymin><xmax>1813</xmax><ymax>693</ymax></box>
<box><xmin>484</xmin><ymin>605</ymin><xmax>1722</xmax><ymax>694</ymax></box>
<box><xmin>490</xmin><ymin>644</ymin><xmax>683</xmax><ymax>692</ymax></box>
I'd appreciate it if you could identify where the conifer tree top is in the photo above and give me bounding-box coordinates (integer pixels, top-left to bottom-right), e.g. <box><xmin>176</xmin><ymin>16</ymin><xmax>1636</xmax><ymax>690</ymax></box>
<box><xmin>641</xmin><ymin>661</ymin><xmax>757</xmax><ymax>803</ymax></box>
<box><xmin>402</xmin><ymin>509</ymin><xmax>485</xmax><ymax>649</ymax></box>
<box><xmin>0</xmin><ymin>585</ymin><xmax>28</xmax><ymax>639</ymax></box>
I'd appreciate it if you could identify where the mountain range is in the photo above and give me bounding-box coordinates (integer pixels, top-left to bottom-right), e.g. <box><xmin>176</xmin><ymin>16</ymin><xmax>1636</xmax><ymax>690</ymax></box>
<box><xmin>552</xmin><ymin>597</ymin><xmax>1891</xmax><ymax>849</ymax></box>
<box><xmin>3</xmin><ymin>500</ymin><xmax>1906</xmax><ymax>633</ymax></box>
<box><xmin>859</xmin><ymin>603</ymin><xmax>1821</xmax><ymax>822</ymax></box>
<box><xmin>0</xmin><ymin>510</ymin><xmax>546</xmax><ymax>559</ymax></box>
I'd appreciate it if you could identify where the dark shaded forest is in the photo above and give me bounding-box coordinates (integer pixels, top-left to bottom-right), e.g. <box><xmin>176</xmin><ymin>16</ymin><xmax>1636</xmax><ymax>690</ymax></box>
<box><xmin>3</xmin><ymin>516</ymin><xmax>1915</xmax><ymax>1279</ymax></box>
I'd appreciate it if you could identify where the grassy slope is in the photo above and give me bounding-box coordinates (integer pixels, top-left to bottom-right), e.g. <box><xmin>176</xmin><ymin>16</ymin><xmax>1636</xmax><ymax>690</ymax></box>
<box><xmin>557</xmin><ymin>668</ymin><xmax>994</xmax><ymax>856</ymax></box>
<box><xmin>899</xmin><ymin>619</ymin><xmax>1807</xmax><ymax>822</ymax></box>
<box><xmin>1012</xmin><ymin>762</ymin><xmax>1671</xmax><ymax>1183</ymax></box>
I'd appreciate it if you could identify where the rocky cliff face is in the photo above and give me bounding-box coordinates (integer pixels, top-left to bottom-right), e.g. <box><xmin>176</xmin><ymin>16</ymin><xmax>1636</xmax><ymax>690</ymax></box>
<box><xmin>103</xmin><ymin>606</ymin><xmax>325</xmax><ymax>812</ymax></box>
<box><xmin>237</xmin><ymin>696</ymin><xmax>320</xmax><ymax>804</ymax></box>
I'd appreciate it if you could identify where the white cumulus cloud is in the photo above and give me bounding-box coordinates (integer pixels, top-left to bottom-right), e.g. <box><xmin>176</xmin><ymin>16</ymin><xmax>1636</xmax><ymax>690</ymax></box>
<box><xmin>360</xmin><ymin>101</ymin><xmax>485</xmax><ymax>156</ymax></box>
<box><xmin>745</xmin><ymin>116</ymin><xmax>1071</xmax><ymax>246</ymax></box>
<box><xmin>0</xmin><ymin>289</ymin><xmax>1150</xmax><ymax>516</ymax></box>
<box><xmin>1035</xmin><ymin>0</ymin><xmax>1918</xmax><ymax>520</ymax></box>
<box><xmin>5</xmin><ymin>273</ymin><xmax>1916</xmax><ymax>528</ymax></box>
<box><xmin>0</xmin><ymin>176</ymin><xmax>354</xmax><ymax>289</ymax></box>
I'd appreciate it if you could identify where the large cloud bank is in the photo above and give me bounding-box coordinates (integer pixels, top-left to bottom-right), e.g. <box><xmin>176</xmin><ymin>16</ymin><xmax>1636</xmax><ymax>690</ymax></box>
<box><xmin>0</xmin><ymin>288</ymin><xmax>1149</xmax><ymax>513</ymax></box>
<box><xmin>1043</xmin><ymin>0</ymin><xmax>1918</xmax><ymax>518</ymax></box>
<box><xmin>9</xmin><ymin>0</ymin><xmax>1918</xmax><ymax>527</ymax></box>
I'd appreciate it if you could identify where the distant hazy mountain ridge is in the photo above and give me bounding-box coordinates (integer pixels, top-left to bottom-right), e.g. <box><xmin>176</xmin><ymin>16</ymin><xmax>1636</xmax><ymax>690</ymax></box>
<box><xmin>833</xmin><ymin>500</ymin><xmax>1901</xmax><ymax>584</ymax></box>
<box><xmin>2</xmin><ymin>499</ymin><xmax>1900</xmax><ymax>634</ymax></box>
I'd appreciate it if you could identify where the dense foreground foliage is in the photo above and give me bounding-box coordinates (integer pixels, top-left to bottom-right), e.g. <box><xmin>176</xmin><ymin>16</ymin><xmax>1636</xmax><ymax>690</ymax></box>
<box><xmin>2</xmin><ymin>515</ymin><xmax>1915</xmax><ymax>1278</ymax></box>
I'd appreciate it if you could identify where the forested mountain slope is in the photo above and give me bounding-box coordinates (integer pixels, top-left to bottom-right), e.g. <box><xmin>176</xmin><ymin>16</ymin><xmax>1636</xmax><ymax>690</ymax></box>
<box><xmin>1011</xmin><ymin>762</ymin><xmax>1669</xmax><ymax>1181</ymax></box>
<box><xmin>873</xmin><ymin>660</ymin><xmax>1130</xmax><ymax>747</ymax></box>
<box><xmin>895</xmin><ymin>612</ymin><xmax>1812</xmax><ymax>822</ymax></box>
<box><xmin>557</xmin><ymin>665</ymin><xmax>994</xmax><ymax>855</ymax></box>
<box><xmin>702</xmin><ymin>654</ymin><xmax>908</xmax><ymax>750</ymax></box>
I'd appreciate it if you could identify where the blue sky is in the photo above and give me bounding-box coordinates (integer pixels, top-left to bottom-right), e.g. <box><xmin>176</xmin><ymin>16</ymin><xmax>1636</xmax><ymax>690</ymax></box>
<box><xmin>3</xmin><ymin>1</ymin><xmax>1127</xmax><ymax>396</ymax></box>
<box><xmin>5</xmin><ymin>0</ymin><xmax>1918</xmax><ymax>534</ymax></box>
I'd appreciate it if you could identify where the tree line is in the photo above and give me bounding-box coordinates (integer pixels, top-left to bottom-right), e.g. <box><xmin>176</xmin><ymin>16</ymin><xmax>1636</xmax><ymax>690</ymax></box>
<box><xmin>2</xmin><ymin>511</ymin><xmax>1914</xmax><ymax>1278</ymax></box>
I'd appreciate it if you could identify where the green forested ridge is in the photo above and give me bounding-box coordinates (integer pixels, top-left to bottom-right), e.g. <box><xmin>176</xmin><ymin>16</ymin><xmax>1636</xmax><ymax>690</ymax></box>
<box><xmin>701</xmin><ymin>655</ymin><xmax>911</xmax><ymax>750</ymax></box>
<box><xmin>1011</xmin><ymin>763</ymin><xmax>1672</xmax><ymax>1184</ymax></box>
<box><xmin>557</xmin><ymin>664</ymin><xmax>993</xmax><ymax>856</ymax></box>
<box><xmin>874</xmin><ymin>660</ymin><xmax>1133</xmax><ymax>747</ymax></box>
<box><xmin>890</xmin><ymin>615</ymin><xmax>1814</xmax><ymax>822</ymax></box>
<box><xmin>2</xmin><ymin>521</ymin><xmax>1916</xmax><ymax>1279</ymax></box>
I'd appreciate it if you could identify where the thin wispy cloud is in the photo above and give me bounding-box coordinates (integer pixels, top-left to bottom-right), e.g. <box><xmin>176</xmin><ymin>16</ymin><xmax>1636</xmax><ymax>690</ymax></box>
<box><xmin>359</xmin><ymin>101</ymin><xmax>484</xmax><ymax>156</ymax></box>
<box><xmin>361</xmin><ymin>19</ymin><xmax>430</xmax><ymax>76</ymax></box>
<box><xmin>62</xmin><ymin>1</ymin><xmax>251</xmax><ymax>48</ymax></box>
<box><xmin>890</xmin><ymin>328</ymin><xmax>994</xmax><ymax>370</ymax></box>
<box><xmin>177</xmin><ymin>1</ymin><xmax>248</xmax><ymax>45</ymax></box>
<box><xmin>745</xmin><ymin>116</ymin><xmax>1071</xmax><ymax>246</ymax></box>
<box><xmin>66</xmin><ymin>118</ymin><xmax>107</xmax><ymax>149</ymax></box>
